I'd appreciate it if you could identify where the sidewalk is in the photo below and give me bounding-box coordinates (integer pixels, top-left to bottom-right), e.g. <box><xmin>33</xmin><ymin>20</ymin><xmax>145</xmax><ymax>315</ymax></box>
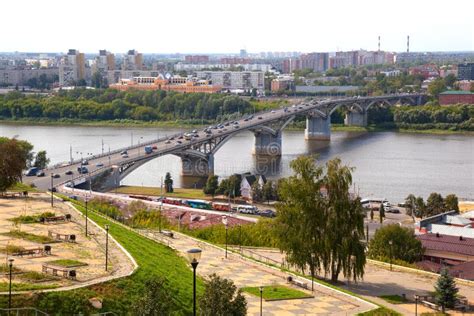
<box><xmin>139</xmin><ymin>230</ymin><xmax>376</xmax><ymax>315</ymax></box>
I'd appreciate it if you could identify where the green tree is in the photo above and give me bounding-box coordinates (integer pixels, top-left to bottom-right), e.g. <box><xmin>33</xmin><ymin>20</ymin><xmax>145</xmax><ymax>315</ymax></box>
<box><xmin>428</xmin><ymin>78</ymin><xmax>446</xmax><ymax>98</ymax></box>
<box><xmin>415</xmin><ymin>196</ymin><xmax>427</xmax><ymax>219</ymax></box>
<box><xmin>0</xmin><ymin>138</ymin><xmax>31</xmax><ymax>192</ymax></box>
<box><xmin>405</xmin><ymin>194</ymin><xmax>417</xmax><ymax>221</ymax></box>
<box><xmin>444</xmin><ymin>74</ymin><xmax>456</xmax><ymax>88</ymax></box>
<box><xmin>434</xmin><ymin>268</ymin><xmax>459</xmax><ymax>313</ymax></box>
<box><xmin>379</xmin><ymin>203</ymin><xmax>385</xmax><ymax>224</ymax></box>
<box><xmin>444</xmin><ymin>194</ymin><xmax>459</xmax><ymax>212</ymax></box>
<box><xmin>199</xmin><ymin>274</ymin><xmax>247</xmax><ymax>316</ymax></box>
<box><xmin>204</xmin><ymin>175</ymin><xmax>219</xmax><ymax>197</ymax></box>
<box><xmin>368</xmin><ymin>224</ymin><xmax>423</xmax><ymax>263</ymax></box>
<box><xmin>164</xmin><ymin>172</ymin><xmax>173</xmax><ymax>193</ymax></box>
<box><xmin>262</xmin><ymin>180</ymin><xmax>274</xmax><ymax>204</ymax></box>
<box><xmin>250</xmin><ymin>181</ymin><xmax>262</xmax><ymax>202</ymax></box>
<box><xmin>275</xmin><ymin>156</ymin><xmax>366</xmax><ymax>283</ymax></box>
<box><xmin>132</xmin><ymin>277</ymin><xmax>172</xmax><ymax>315</ymax></box>
<box><xmin>33</xmin><ymin>150</ymin><xmax>50</xmax><ymax>169</ymax></box>
<box><xmin>426</xmin><ymin>192</ymin><xmax>445</xmax><ymax>216</ymax></box>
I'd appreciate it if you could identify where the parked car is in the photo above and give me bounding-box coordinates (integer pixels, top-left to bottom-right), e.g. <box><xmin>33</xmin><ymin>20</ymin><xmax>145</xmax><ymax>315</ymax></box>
<box><xmin>259</xmin><ymin>210</ymin><xmax>276</xmax><ymax>218</ymax></box>
<box><xmin>82</xmin><ymin>160</ymin><xmax>89</xmax><ymax>165</ymax></box>
<box><xmin>36</xmin><ymin>171</ymin><xmax>45</xmax><ymax>177</ymax></box>
<box><xmin>165</xmin><ymin>140</ymin><xmax>171</xmax><ymax>144</ymax></box>
<box><xmin>122</xmin><ymin>154</ymin><xmax>129</xmax><ymax>158</ymax></box>
<box><xmin>65</xmin><ymin>170</ymin><xmax>73</xmax><ymax>175</ymax></box>
<box><xmin>24</xmin><ymin>167</ymin><xmax>39</xmax><ymax>176</ymax></box>
<box><xmin>96</xmin><ymin>163</ymin><xmax>104</xmax><ymax>167</ymax></box>
<box><xmin>52</xmin><ymin>174</ymin><xmax>60</xmax><ymax>178</ymax></box>
<box><xmin>120</xmin><ymin>150</ymin><xmax>128</xmax><ymax>155</ymax></box>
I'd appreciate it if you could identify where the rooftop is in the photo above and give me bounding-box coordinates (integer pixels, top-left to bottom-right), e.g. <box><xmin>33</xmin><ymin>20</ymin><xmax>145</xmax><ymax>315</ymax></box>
<box><xmin>417</xmin><ymin>233</ymin><xmax>474</xmax><ymax>257</ymax></box>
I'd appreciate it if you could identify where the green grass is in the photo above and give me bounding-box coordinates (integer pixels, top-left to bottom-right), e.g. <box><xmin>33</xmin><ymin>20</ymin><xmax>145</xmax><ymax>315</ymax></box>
<box><xmin>357</xmin><ymin>307</ymin><xmax>402</xmax><ymax>315</ymax></box>
<box><xmin>7</xmin><ymin>182</ymin><xmax>38</xmax><ymax>192</ymax></box>
<box><xmin>1</xmin><ymin>230</ymin><xmax>55</xmax><ymax>244</ymax></box>
<box><xmin>0</xmin><ymin>282</ymin><xmax>58</xmax><ymax>291</ymax></box>
<box><xmin>0</xmin><ymin>244</ymin><xmax>25</xmax><ymax>254</ymax></box>
<box><xmin>20</xmin><ymin>271</ymin><xmax>56</xmax><ymax>282</ymax></box>
<box><xmin>112</xmin><ymin>185</ymin><xmax>209</xmax><ymax>200</ymax></box>
<box><xmin>242</xmin><ymin>285</ymin><xmax>312</xmax><ymax>301</ymax></box>
<box><xmin>379</xmin><ymin>295</ymin><xmax>408</xmax><ymax>304</ymax></box>
<box><xmin>47</xmin><ymin>259</ymin><xmax>87</xmax><ymax>268</ymax></box>
<box><xmin>9</xmin><ymin>212</ymin><xmax>55</xmax><ymax>224</ymax></box>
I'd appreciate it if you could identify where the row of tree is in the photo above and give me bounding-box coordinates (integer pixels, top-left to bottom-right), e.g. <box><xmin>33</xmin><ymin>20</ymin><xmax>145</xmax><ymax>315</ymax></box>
<box><xmin>0</xmin><ymin>89</ymin><xmax>253</xmax><ymax>122</ymax></box>
<box><xmin>405</xmin><ymin>192</ymin><xmax>459</xmax><ymax>219</ymax></box>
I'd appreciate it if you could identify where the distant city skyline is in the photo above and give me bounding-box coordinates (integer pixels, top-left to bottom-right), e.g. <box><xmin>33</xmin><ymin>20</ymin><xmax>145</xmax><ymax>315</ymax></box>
<box><xmin>2</xmin><ymin>0</ymin><xmax>473</xmax><ymax>54</ymax></box>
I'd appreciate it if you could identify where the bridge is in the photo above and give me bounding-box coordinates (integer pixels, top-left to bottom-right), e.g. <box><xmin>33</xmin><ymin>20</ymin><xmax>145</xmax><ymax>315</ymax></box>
<box><xmin>25</xmin><ymin>93</ymin><xmax>426</xmax><ymax>191</ymax></box>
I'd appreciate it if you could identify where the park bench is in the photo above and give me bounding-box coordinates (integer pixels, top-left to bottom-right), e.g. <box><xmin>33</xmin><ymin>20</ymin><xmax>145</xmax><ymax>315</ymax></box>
<box><xmin>160</xmin><ymin>230</ymin><xmax>174</xmax><ymax>238</ymax></box>
<box><xmin>12</xmin><ymin>246</ymin><xmax>51</xmax><ymax>257</ymax></box>
<box><xmin>48</xmin><ymin>230</ymin><xmax>76</xmax><ymax>243</ymax></box>
<box><xmin>40</xmin><ymin>214</ymin><xmax>72</xmax><ymax>224</ymax></box>
<box><xmin>42</xmin><ymin>264</ymin><xmax>77</xmax><ymax>280</ymax></box>
<box><xmin>290</xmin><ymin>278</ymin><xmax>308</xmax><ymax>289</ymax></box>
<box><xmin>421</xmin><ymin>300</ymin><xmax>440</xmax><ymax>311</ymax></box>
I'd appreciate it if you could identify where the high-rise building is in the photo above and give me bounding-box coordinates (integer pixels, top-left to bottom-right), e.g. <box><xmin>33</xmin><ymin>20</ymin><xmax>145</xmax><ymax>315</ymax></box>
<box><xmin>300</xmin><ymin>53</ymin><xmax>329</xmax><ymax>72</ymax></box>
<box><xmin>195</xmin><ymin>71</ymin><xmax>265</xmax><ymax>93</ymax></box>
<box><xmin>240</xmin><ymin>49</ymin><xmax>248</xmax><ymax>58</ymax></box>
<box><xmin>458</xmin><ymin>63</ymin><xmax>474</xmax><ymax>80</ymax></box>
<box><xmin>59</xmin><ymin>49</ymin><xmax>86</xmax><ymax>86</ymax></box>
<box><xmin>95</xmin><ymin>50</ymin><xmax>115</xmax><ymax>71</ymax></box>
<box><xmin>122</xmin><ymin>50</ymin><xmax>143</xmax><ymax>71</ymax></box>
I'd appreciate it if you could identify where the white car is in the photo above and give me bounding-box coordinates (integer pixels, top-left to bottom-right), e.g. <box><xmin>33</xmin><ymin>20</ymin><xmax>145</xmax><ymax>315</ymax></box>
<box><xmin>271</xmin><ymin>110</ymin><xmax>276</xmax><ymax>113</ymax></box>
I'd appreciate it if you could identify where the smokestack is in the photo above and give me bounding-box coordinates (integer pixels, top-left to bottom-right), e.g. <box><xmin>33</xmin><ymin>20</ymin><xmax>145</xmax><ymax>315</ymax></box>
<box><xmin>407</xmin><ymin>35</ymin><xmax>410</xmax><ymax>53</ymax></box>
<box><xmin>378</xmin><ymin>36</ymin><xmax>381</xmax><ymax>52</ymax></box>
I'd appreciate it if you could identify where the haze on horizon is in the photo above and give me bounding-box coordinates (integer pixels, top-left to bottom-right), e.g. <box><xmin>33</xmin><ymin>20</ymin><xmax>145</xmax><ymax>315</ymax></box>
<box><xmin>2</xmin><ymin>0</ymin><xmax>473</xmax><ymax>54</ymax></box>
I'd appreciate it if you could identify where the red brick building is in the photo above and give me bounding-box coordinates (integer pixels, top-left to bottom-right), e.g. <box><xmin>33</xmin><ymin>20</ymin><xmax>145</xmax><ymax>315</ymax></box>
<box><xmin>184</xmin><ymin>55</ymin><xmax>209</xmax><ymax>63</ymax></box>
<box><xmin>439</xmin><ymin>91</ymin><xmax>474</xmax><ymax>105</ymax></box>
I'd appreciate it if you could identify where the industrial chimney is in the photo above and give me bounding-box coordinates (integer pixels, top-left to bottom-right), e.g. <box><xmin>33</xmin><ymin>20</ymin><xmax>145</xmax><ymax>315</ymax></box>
<box><xmin>407</xmin><ymin>35</ymin><xmax>410</xmax><ymax>53</ymax></box>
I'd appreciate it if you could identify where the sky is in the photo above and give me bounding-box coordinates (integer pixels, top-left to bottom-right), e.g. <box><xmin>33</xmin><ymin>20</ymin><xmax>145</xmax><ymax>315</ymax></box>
<box><xmin>1</xmin><ymin>0</ymin><xmax>473</xmax><ymax>54</ymax></box>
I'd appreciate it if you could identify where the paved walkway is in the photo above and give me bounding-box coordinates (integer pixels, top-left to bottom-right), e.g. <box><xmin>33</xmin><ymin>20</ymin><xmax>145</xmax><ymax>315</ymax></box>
<box><xmin>138</xmin><ymin>230</ymin><xmax>376</xmax><ymax>315</ymax></box>
<box><xmin>245</xmin><ymin>248</ymin><xmax>474</xmax><ymax>315</ymax></box>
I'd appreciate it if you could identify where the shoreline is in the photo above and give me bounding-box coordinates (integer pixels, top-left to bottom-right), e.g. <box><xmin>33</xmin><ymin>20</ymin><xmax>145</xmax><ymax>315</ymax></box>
<box><xmin>0</xmin><ymin>118</ymin><xmax>472</xmax><ymax>135</ymax></box>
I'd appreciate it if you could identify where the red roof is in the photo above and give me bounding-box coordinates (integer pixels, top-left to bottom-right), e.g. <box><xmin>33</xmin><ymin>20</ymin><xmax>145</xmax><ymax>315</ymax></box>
<box><xmin>417</xmin><ymin>233</ymin><xmax>474</xmax><ymax>257</ymax></box>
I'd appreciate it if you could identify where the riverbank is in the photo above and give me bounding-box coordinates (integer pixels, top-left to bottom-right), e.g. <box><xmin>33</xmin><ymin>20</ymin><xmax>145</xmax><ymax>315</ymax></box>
<box><xmin>1</xmin><ymin>118</ymin><xmax>472</xmax><ymax>135</ymax></box>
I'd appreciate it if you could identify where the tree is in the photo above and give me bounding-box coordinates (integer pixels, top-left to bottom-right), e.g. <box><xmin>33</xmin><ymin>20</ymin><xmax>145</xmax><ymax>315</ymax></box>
<box><xmin>262</xmin><ymin>180</ymin><xmax>274</xmax><ymax>204</ymax></box>
<box><xmin>199</xmin><ymin>274</ymin><xmax>247</xmax><ymax>316</ymax></box>
<box><xmin>444</xmin><ymin>194</ymin><xmax>459</xmax><ymax>212</ymax></box>
<box><xmin>444</xmin><ymin>74</ymin><xmax>456</xmax><ymax>88</ymax></box>
<box><xmin>368</xmin><ymin>224</ymin><xmax>423</xmax><ymax>263</ymax></box>
<box><xmin>426</xmin><ymin>192</ymin><xmax>445</xmax><ymax>216</ymax></box>
<box><xmin>434</xmin><ymin>268</ymin><xmax>459</xmax><ymax>313</ymax></box>
<box><xmin>0</xmin><ymin>138</ymin><xmax>30</xmax><ymax>192</ymax></box>
<box><xmin>250</xmin><ymin>181</ymin><xmax>262</xmax><ymax>202</ymax></box>
<box><xmin>204</xmin><ymin>175</ymin><xmax>219</xmax><ymax>197</ymax></box>
<box><xmin>379</xmin><ymin>203</ymin><xmax>385</xmax><ymax>224</ymax></box>
<box><xmin>132</xmin><ymin>277</ymin><xmax>172</xmax><ymax>316</ymax></box>
<box><xmin>275</xmin><ymin>156</ymin><xmax>366</xmax><ymax>283</ymax></box>
<box><xmin>428</xmin><ymin>78</ymin><xmax>446</xmax><ymax>98</ymax></box>
<box><xmin>415</xmin><ymin>196</ymin><xmax>427</xmax><ymax>219</ymax></box>
<box><xmin>405</xmin><ymin>194</ymin><xmax>417</xmax><ymax>221</ymax></box>
<box><xmin>33</xmin><ymin>150</ymin><xmax>50</xmax><ymax>169</ymax></box>
<box><xmin>164</xmin><ymin>172</ymin><xmax>173</xmax><ymax>193</ymax></box>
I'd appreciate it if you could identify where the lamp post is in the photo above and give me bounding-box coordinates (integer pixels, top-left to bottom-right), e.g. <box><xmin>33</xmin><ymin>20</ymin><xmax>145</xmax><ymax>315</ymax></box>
<box><xmin>414</xmin><ymin>294</ymin><xmax>419</xmax><ymax>316</ymax></box>
<box><xmin>388</xmin><ymin>240</ymin><xmax>393</xmax><ymax>271</ymax></box>
<box><xmin>85</xmin><ymin>198</ymin><xmax>88</xmax><ymax>237</ymax></box>
<box><xmin>105</xmin><ymin>225</ymin><xmax>109</xmax><ymax>271</ymax></box>
<box><xmin>50</xmin><ymin>173</ymin><xmax>54</xmax><ymax>207</ymax></box>
<box><xmin>187</xmin><ymin>248</ymin><xmax>202</xmax><ymax>316</ymax></box>
<box><xmin>259</xmin><ymin>286</ymin><xmax>263</xmax><ymax>316</ymax></box>
<box><xmin>8</xmin><ymin>258</ymin><xmax>14</xmax><ymax>309</ymax></box>
<box><xmin>222</xmin><ymin>216</ymin><xmax>228</xmax><ymax>259</ymax></box>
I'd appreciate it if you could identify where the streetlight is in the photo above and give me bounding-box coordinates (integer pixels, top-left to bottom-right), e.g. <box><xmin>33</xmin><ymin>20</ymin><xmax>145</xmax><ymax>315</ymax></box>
<box><xmin>388</xmin><ymin>240</ymin><xmax>393</xmax><ymax>271</ymax></box>
<box><xmin>222</xmin><ymin>216</ymin><xmax>228</xmax><ymax>259</ymax></box>
<box><xmin>187</xmin><ymin>248</ymin><xmax>202</xmax><ymax>316</ymax></box>
<box><xmin>259</xmin><ymin>286</ymin><xmax>263</xmax><ymax>316</ymax></box>
<box><xmin>85</xmin><ymin>198</ymin><xmax>89</xmax><ymax>237</ymax></box>
<box><xmin>50</xmin><ymin>173</ymin><xmax>54</xmax><ymax>207</ymax></box>
<box><xmin>414</xmin><ymin>294</ymin><xmax>419</xmax><ymax>316</ymax></box>
<box><xmin>105</xmin><ymin>225</ymin><xmax>109</xmax><ymax>271</ymax></box>
<box><xmin>8</xmin><ymin>258</ymin><xmax>14</xmax><ymax>309</ymax></box>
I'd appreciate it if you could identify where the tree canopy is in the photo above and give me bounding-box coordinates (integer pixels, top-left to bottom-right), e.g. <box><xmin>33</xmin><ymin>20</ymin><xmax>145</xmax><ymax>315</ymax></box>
<box><xmin>434</xmin><ymin>268</ymin><xmax>459</xmax><ymax>313</ymax></box>
<box><xmin>199</xmin><ymin>274</ymin><xmax>247</xmax><ymax>316</ymax></box>
<box><xmin>0</xmin><ymin>138</ymin><xmax>30</xmax><ymax>192</ymax></box>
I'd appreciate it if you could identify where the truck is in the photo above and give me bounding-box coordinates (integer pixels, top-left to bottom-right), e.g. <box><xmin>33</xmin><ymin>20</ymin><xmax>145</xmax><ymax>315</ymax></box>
<box><xmin>144</xmin><ymin>146</ymin><xmax>153</xmax><ymax>154</ymax></box>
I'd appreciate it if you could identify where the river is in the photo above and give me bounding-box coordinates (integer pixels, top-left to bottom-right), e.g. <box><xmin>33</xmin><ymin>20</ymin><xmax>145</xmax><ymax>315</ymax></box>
<box><xmin>1</xmin><ymin>123</ymin><xmax>473</xmax><ymax>203</ymax></box>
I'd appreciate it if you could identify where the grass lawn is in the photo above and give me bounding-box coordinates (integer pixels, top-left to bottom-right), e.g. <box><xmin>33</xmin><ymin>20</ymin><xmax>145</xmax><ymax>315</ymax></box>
<box><xmin>242</xmin><ymin>285</ymin><xmax>313</xmax><ymax>301</ymax></box>
<box><xmin>0</xmin><ymin>282</ymin><xmax>58</xmax><ymax>292</ymax></box>
<box><xmin>379</xmin><ymin>295</ymin><xmax>408</xmax><ymax>304</ymax></box>
<box><xmin>9</xmin><ymin>212</ymin><xmax>55</xmax><ymax>224</ymax></box>
<box><xmin>47</xmin><ymin>259</ymin><xmax>88</xmax><ymax>268</ymax></box>
<box><xmin>357</xmin><ymin>307</ymin><xmax>402</xmax><ymax>315</ymax></box>
<box><xmin>112</xmin><ymin>185</ymin><xmax>209</xmax><ymax>200</ymax></box>
<box><xmin>1</xmin><ymin>230</ymin><xmax>55</xmax><ymax>244</ymax></box>
<box><xmin>8</xmin><ymin>182</ymin><xmax>38</xmax><ymax>192</ymax></box>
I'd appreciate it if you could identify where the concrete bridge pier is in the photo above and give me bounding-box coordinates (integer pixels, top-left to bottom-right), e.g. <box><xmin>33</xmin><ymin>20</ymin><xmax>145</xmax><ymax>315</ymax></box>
<box><xmin>180</xmin><ymin>153</ymin><xmax>214</xmax><ymax>177</ymax></box>
<box><xmin>253</xmin><ymin>131</ymin><xmax>282</xmax><ymax>156</ymax></box>
<box><xmin>344</xmin><ymin>111</ymin><xmax>367</xmax><ymax>127</ymax></box>
<box><xmin>305</xmin><ymin>115</ymin><xmax>331</xmax><ymax>140</ymax></box>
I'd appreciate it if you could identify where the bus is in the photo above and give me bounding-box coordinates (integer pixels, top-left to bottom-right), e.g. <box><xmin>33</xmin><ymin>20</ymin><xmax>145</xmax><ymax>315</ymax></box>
<box><xmin>186</xmin><ymin>199</ymin><xmax>212</xmax><ymax>210</ymax></box>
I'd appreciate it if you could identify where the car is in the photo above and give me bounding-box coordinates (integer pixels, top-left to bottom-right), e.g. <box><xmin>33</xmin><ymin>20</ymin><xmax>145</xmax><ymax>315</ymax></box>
<box><xmin>48</xmin><ymin>188</ymin><xmax>57</xmax><ymax>192</ymax></box>
<box><xmin>165</xmin><ymin>140</ymin><xmax>171</xmax><ymax>144</ymax></box>
<box><xmin>383</xmin><ymin>201</ymin><xmax>391</xmax><ymax>208</ymax></box>
<box><xmin>194</xmin><ymin>134</ymin><xmax>199</xmax><ymax>137</ymax></box>
<box><xmin>36</xmin><ymin>171</ymin><xmax>45</xmax><ymax>177</ymax></box>
<box><xmin>169</xmin><ymin>137</ymin><xmax>174</xmax><ymax>140</ymax></box>
<box><xmin>120</xmin><ymin>150</ymin><xmax>128</xmax><ymax>155</ymax></box>
<box><xmin>65</xmin><ymin>170</ymin><xmax>73</xmax><ymax>175</ymax></box>
<box><xmin>387</xmin><ymin>208</ymin><xmax>400</xmax><ymax>214</ymax></box>
<box><xmin>178</xmin><ymin>135</ymin><xmax>184</xmax><ymax>139</ymax></box>
<box><xmin>24</xmin><ymin>167</ymin><xmax>39</xmax><ymax>176</ymax></box>
<box><xmin>192</xmin><ymin>129</ymin><xmax>197</xmax><ymax>134</ymax></box>
<box><xmin>96</xmin><ymin>163</ymin><xmax>104</xmax><ymax>167</ymax></box>
<box><xmin>271</xmin><ymin>110</ymin><xmax>276</xmax><ymax>113</ymax></box>
<box><xmin>82</xmin><ymin>160</ymin><xmax>89</xmax><ymax>165</ymax></box>
<box><xmin>244</xmin><ymin>118</ymin><xmax>248</xmax><ymax>121</ymax></box>
<box><xmin>79</xmin><ymin>166</ymin><xmax>89</xmax><ymax>174</ymax></box>
<box><xmin>177</xmin><ymin>140</ymin><xmax>182</xmax><ymax>144</ymax></box>
<box><xmin>234</xmin><ymin>125</ymin><xmax>239</xmax><ymax>129</ymax></box>
<box><xmin>298</xmin><ymin>106</ymin><xmax>303</xmax><ymax>109</ymax></box>
<box><xmin>233</xmin><ymin>121</ymin><xmax>239</xmax><ymax>125</ymax></box>
<box><xmin>292</xmin><ymin>104</ymin><xmax>297</xmax><ymax>108</ymax></box>
<box><xmin>259</xmin><ymin>210</ymin><xmax>276</xmax><ymax>218</ymax></box>
<box><xmin>258</xmin><ymin>116</ymin><xmax>263</xmax><ymax>119</ymax></box>
<box><xmin>52</xmin><ymin>174</ymin><xmax>60</xmax><ymax>178</ymax></box>
<box><xmin>152</xmin><ymin>145</ymin><xmax>158</xmax><ymax>150</ymax></box>
<box><xmin>122</xmin><ymin>154</ymin><xmax>129</xmax><ymax>158</ymax></box>
<box><xmin>224</xmin><ymin>122</ymin><xmax>230</xmax><ymax>126</ymax></box>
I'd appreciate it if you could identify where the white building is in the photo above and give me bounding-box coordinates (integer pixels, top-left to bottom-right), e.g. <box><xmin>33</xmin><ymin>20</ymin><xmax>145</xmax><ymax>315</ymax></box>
<box><xmin>240</xmin><ymin>174</ymin><xmax>267</xmax><ymax>200</ymax></box>
<box><xmin>175</xmin><ymin>63</ymin><xmax>272</xmax><ymax>72</ymax></box>
<box><xmin>195</xmin><ymin>71</ymin><xmax>265</xmax><ymax>93</ymax></box>
<box><xmin>59</xmin><ymin>49</ymin><xmax>86</xmax><ymax>86</ymax></box>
